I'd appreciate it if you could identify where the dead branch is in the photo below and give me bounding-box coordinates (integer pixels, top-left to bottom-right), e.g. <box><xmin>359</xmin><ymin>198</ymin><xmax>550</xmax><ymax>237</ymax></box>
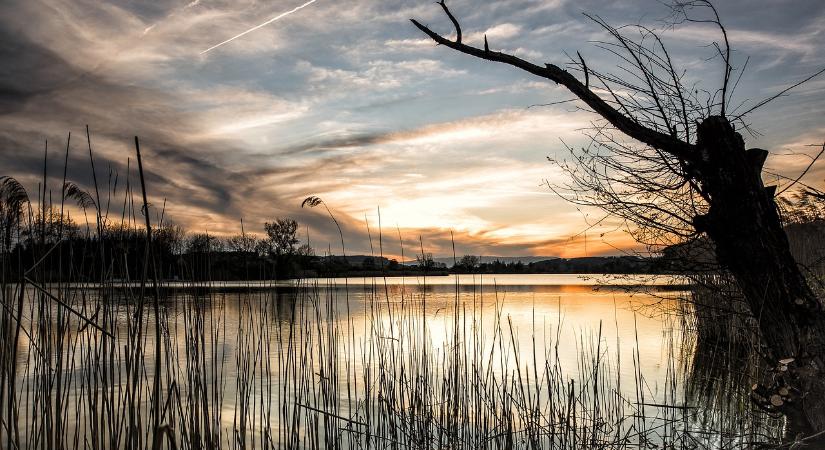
<box><xmin>410</xmin><ymin>4</ymin><xmax>695</xmax><ymax>162</ymax></box>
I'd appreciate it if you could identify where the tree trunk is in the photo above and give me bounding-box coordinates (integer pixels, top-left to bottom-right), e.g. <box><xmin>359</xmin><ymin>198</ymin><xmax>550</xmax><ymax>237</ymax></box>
<box><xmin>693</xmin><ymin>116</ymin><xmax>825</xmax><ymax>440</ymax></box>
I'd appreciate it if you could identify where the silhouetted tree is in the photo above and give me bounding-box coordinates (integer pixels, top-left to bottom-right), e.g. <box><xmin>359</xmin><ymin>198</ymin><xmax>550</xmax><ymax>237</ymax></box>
<box><xmin>21</xmin><ymin>209</ymin><xmax>81</xmax><ymax>246</ymax></box>
<box><xmin>154</xmin><ymin>223</ymin><xmax>187</xmax><ymax>256</ymax></box>
<box><xmin>456</xmin><ymin>255</ymin><xmax>479</xmax><ymax>272</ymax></box>
<box><xmin>262</xmin><ymin>218</ymin><xmax>308</xmax><ymax>278</ymax></box>
<box><xmin>225</xmin><ymin>233</ymin><xmax>258</xmax><ymax>253</ymax></box>
<box><xmin>294</xmin><ymin>242</ymin><xmax>315</xmax><ymax>262</ymax></box>
<box><xmin>186</xmin><ymin>233</ymin><xmax>222</xmax><ymax>254</ymax></box>
<box><xmin>263</xmin><ymin>218</ymin><xmax>299</xmax><ymax>258</ymax></box>
<box><xmin>414</xmin><ymin>1</ymin><xmax>825</xmax><ymax>440</ymax></box>
<box><xmin>184</xmin><ymin>232</ymin><xmax>221</xmax><ymax>280</ymax></box>
<box><xmin>415</xmin><ymin>252</ymin><xmax>434</xmax><ymax>270</ymax></box>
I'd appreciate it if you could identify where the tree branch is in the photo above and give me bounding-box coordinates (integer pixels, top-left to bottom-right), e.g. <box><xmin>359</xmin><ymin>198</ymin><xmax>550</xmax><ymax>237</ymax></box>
<box><xmin>437</xmin><ymin>0</ymin><xmax>461</xmax><ymax>43</ymax></box>
<box><xmin>577</xmin><ymin>51</ymin><xmax>589</xmax><ymax>89</ymax></box>
<box><xmin>411</xmin><ymin>12</ymin><xmax>695</xmax><ymax>161</ymax></box>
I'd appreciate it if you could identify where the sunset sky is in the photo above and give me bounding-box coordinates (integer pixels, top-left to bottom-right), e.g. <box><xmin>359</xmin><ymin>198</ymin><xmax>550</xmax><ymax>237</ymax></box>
<box><xmin>1</xmin><ymin>0</ymin><xmax>823</xmax><ymax>258</ymax></box>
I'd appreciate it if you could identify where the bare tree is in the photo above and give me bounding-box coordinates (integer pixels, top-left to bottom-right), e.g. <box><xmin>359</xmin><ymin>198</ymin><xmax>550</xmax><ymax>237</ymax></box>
<box><xmin>263</xmin><ymin>218</ymin><xmax>300</xmax><ymax>258</ymax></box>
<box><xmin>416</xmin><ymin>252</ymin><xmax>437</xmax><ymax>270</ymax></box>
<box><xmin>154</xmin><ymin>222</ymin><xmax>187</xmax><ymax>256</ymax></box>
<box><xmin>413</xmin><ymin>1</ymin><xmax>825</xmax><ymax>440</ymax></box>
<box><xmin>225</xmin><ymin>233</ymin><xmax>259</xmax><ymax>254</ymax></box>
<box><xmin>457</xmin><ymin>254</ymin><xmax>480</xmax><ymax>271</ymax></box>
<box><xmin>186</xmin><ymin>232</ymin><xmax>222</xmax><ymax>254</ymax></box>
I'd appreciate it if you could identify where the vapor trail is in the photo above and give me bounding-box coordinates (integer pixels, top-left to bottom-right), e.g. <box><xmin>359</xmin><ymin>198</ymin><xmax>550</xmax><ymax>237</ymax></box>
<box><xmin>200</xmin><ymin>0</ymin><xmax>318</xmax><ymax>55</ymax></box>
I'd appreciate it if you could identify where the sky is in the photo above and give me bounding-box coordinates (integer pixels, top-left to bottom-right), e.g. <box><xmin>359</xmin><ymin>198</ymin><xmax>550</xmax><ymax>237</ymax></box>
<box><xmin>1</xmin><ymin>0</ymin><xmax>823</xmax><ymax>259</ymax></box>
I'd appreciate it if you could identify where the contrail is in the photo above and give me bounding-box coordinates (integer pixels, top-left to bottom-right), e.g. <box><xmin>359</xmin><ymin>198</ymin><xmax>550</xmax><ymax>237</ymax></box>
<box><xmin>200</xmin><ymin>0</ymin><xmax>318</xmax><ymax>55</ymax></box>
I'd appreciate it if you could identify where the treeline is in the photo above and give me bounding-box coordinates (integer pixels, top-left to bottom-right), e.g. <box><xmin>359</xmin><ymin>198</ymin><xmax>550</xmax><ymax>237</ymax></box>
<box><xmin>1</xmin><ymin>211</ymin><xmax>441</xmax><ymax>281</ymax></box>
<box><xmin>0</xmin><ymin>209</ymin><xmax>745</xmax><ymax>282</ymax></box>
<box><xmin>448</xmin><ymin>254</ymin><xmax>670</xmax><ymax>274</ymax></box>
<box><xmin>4</xmin><ymin>184</ymin><xmax>822</xmax><ymax>281</ymax></box>
<box><xmin>1</xmin><ymin>216</ymin><xmax>300</xmax><ymax>282</ymax></box>
<box><xmin>4</xmin><ymin>211</ymin><xmax>669</xmax><ymax>281</ymax></box>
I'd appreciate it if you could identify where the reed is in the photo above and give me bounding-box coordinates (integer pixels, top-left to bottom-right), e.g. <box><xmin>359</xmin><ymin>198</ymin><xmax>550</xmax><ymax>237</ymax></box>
<box><xmin>0</xmin><ymin>274</ymin><xmax>784</xmax><ymax>448</ymax></box>
<box><xmin>0</xmin><ymin>134</ymin><xmax>786</xmax><ymax>449</ymax></box>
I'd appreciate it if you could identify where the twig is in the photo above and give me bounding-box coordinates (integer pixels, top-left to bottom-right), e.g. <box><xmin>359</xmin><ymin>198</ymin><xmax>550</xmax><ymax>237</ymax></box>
<box><xmin>775</xmin><ymin>142</ymin><xmax>825</xmax><ymax>197</ymax></box>
<box><xmin>24</xmin><ymin>276</ymin><xmax>113</xmax><ymax>338</ymax></box>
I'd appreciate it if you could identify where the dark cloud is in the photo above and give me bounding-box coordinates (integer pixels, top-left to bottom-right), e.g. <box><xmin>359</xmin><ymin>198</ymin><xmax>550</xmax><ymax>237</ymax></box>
<box><xmin>0</xmin><ymin>22</ymin><xmax>255</xmax><ymax>224</ymax></box>
<box><xmin>276</xmin><ymin>132</ymin><xmax>393</xmax><ymax>157</ymax></box>
<box><xmin>0</xmin><ymin>27</ymin><xmax>80</xmax><ymax>115</ymax></box>
<box><xmin>0</xmin><ymin>23</ymin><xmax>389</xmax><ymax>250</ymax></box>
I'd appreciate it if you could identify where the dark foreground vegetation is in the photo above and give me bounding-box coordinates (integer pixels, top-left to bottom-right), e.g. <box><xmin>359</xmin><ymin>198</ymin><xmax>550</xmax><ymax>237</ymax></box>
<box><xmin>0</xmin><ymin>130</ymin><xmax>822</xmax><ymax>448</ymax></box>
<box><xmin>0</xmin><ymin>174</ymin><xmax>800</xmax><ymax>449</ymax></box>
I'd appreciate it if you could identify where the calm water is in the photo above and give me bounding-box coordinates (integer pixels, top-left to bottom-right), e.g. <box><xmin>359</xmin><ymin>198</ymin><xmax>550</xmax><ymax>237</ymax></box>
<box><xmin>287</xmin><ymin>273</ymin><xmax>686</xmax><ymax>382</ymax></box>
<box><xmin>6</xmin><ymin>274</ymin><xmax>773</xmax><ymax>448</ymax></box>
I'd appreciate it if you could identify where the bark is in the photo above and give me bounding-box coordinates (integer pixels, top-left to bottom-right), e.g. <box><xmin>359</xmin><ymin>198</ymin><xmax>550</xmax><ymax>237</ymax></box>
<box><xmin>692</xmin><ymin>117</ymin><xmax>825</xmax><ymax>439</ymax></box>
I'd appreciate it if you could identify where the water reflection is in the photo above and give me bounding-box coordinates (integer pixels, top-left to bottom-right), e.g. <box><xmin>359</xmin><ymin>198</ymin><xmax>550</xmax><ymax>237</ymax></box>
<box><xmin>3</xmin><ymin>274</ymin><xmax>780</xmax><ymax>448</ymax></box>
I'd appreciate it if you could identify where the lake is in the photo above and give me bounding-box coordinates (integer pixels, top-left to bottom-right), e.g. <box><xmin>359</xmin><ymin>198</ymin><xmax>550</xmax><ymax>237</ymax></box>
<box><xmin>3</xmin><ymin>274</ymin><xmax>779</xmax><ymax>449</ymax></box>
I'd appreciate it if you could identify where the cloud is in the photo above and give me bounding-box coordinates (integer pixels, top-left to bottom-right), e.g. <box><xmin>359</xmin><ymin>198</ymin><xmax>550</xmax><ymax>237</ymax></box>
<box><xmin>0</xmin><ymin>22</ymin><xmax>323</xmax><ymax>235</ymax></box>
<box><xmin>465</xmin><ymin>23</ymin><xmax>524</xmax><ymax>44</ymax></box>
<box><xmin>383</xmin><ymin>38</ymin><xmax>437</xmax><ymax>50</ymax></box>
<box><xmin>295</xmin><ymin>58</ymin><xmax>466</xmax><ymax>95</ymax></box>
<box><xmin>1</xmin><ymin>0</ymin><xmax>823</xmax><ymax>258</ymax></box>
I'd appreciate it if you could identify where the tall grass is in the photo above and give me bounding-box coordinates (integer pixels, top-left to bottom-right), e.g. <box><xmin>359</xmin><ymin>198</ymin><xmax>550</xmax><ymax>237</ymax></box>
<box><xmin>0</xmin><ymin>135</ymin><xmax>785</xmax><ymax>449</ymax></box>
<box><xmin>0</xmin><ymin>277</ymin><xmax>785</xmax><ymax>449</ymax></box>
